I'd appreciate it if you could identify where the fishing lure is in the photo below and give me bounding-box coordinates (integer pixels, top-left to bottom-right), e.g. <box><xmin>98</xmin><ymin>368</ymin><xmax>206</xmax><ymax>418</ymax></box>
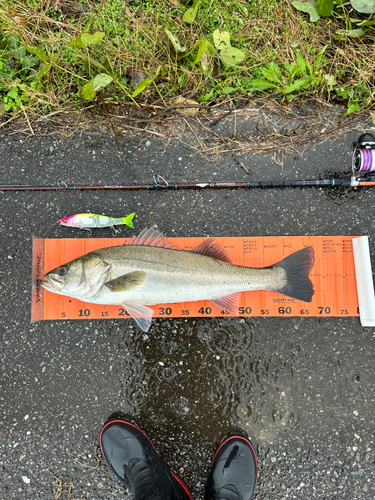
<box><xmin>59</xmin><ymin>213</ymin><xmax>135</xmax><ymax>231</ymax></box>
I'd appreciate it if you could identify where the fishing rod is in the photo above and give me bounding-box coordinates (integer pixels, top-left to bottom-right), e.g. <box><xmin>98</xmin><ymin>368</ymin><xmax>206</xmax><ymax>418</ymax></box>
<box><xmin>2</xmin><ymin>133</ymin><xmax>375</xmax><ymax>192</ymax></box>
<box><xmin>0</xmin><ymin>177</ymin><xmax>372</xmax><ymax>191</ymax></box>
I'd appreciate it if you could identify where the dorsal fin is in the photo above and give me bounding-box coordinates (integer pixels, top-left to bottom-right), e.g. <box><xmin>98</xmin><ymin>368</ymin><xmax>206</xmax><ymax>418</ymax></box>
<box><xmin>126</xmin><ymin>227</ymin><xmax>232</xmax><ymax>264</ymax></box>
<box><xmin>126</xmin><ymin>226</ymin><xmax>181</xmax><ymax>250</ymax></box>
<box><xmin>192</xmin><ymin>238</ymin><xmax>232</xmax><ymax>264</ymax></box>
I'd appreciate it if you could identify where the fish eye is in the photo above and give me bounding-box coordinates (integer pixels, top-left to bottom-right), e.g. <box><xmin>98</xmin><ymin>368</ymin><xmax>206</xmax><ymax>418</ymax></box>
<box><xmin>58</xmin><ymin>266</ymin><xmax>68</xmax><ymax>275</ymax></box>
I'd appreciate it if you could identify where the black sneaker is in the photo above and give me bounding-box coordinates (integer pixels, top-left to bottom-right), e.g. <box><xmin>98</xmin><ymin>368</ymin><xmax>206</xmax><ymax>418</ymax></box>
<box><xmin>205</xmin><ymin>435</ymin><xmax>257</xmax><ymax>500</ymax></box>
<box><xmin>100</xmin><ymin>419</ymin><xmax>192</xmax><ymax>500</ymax></box>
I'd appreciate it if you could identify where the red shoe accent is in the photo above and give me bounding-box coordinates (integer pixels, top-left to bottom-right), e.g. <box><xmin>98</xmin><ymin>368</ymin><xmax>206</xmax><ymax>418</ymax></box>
<box><xmin>171</xmin><ymin>472</ymin><xmax>192</xmax><ymax>500</ymax></box>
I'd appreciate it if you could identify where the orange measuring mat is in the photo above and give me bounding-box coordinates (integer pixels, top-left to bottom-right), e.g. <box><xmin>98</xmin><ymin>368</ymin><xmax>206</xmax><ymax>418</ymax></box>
<box><xmin>31</xmin><ymin>235</ymin><xmax>360</xmax><ymax>322</ymax></box>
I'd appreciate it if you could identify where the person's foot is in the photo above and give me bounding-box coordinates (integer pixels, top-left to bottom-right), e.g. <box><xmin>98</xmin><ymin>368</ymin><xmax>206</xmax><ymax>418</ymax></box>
<box><xmin>205</xmin><ymin>435</ymin><xmax>257</xmax><ymax>500</ymax></box>
<box><xmin>100</xmin><ymin>419</ymin><xmax>191</xmax><ymax>500</ymax></box>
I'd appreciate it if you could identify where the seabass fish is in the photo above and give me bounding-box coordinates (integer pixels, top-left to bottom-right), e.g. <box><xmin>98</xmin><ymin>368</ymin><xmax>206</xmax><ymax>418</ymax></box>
<box><xmin>42</xmin><ymin>227</ymin><xmax>315</xmax><ymax>332</ymax></box>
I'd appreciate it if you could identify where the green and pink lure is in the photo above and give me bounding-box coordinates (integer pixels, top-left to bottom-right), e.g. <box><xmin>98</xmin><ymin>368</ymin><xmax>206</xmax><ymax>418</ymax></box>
<box><xmin>59</xmin><ymin>213</ymin><xmax>135</xmax><ymax>231</ymax></box>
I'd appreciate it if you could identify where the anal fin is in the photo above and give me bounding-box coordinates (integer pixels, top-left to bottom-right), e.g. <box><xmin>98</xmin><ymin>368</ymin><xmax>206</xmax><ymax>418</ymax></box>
<box><xmin>211</xmin><ymin>293</ymin><xmax>242</xmax><ymax>314</ymax></box>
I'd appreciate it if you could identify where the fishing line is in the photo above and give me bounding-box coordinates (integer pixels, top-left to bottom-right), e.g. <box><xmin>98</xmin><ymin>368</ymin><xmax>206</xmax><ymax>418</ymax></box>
<box><xmin>352</xmin><ymin>133</ymin><xmax>375</xmax><ymax>174</ymax></box>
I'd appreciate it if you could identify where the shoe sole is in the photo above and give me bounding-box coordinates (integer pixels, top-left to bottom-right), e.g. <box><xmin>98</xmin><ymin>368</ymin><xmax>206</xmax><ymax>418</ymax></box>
<box><xmin>99</xmin><ymin>419</ymin><xmax>192</xmax><ymax>500</ymax></box>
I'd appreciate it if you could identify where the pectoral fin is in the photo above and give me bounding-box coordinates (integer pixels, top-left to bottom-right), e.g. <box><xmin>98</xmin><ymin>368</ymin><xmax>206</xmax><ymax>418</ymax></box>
<box><xmin>104</xmin><ymin>271</ymin><xmax>146</xmax><ymax>292</ymax></box>
<box><xmin>122</xmin><ymin>302</ymin><xmax>154</xmax><ymax>332</ymax></box>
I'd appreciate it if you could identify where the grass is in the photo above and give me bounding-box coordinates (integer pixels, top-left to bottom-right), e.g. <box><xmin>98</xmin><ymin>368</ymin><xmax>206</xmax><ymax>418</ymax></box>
<box><xmin>0</xmin><ymin>0</ymin><xmax>374</xmax><ymax>122</ymax></box>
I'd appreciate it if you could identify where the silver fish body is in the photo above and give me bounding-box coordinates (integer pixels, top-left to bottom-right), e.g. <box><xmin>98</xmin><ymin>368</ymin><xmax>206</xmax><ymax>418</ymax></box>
<box><xmin>42</xmin><ymin>227</ymin><xmax>315</xmax><ymax>332</ymax></box>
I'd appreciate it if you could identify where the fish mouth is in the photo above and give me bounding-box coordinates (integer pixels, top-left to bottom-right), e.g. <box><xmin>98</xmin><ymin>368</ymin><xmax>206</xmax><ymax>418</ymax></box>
<box><xmin>42</xmin><ymin>275</ymin><xmax>65</xmax><ymax>292</ymax></box>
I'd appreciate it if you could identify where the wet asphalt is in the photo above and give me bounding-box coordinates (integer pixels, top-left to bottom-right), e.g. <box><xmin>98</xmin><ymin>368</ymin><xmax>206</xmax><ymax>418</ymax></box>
<box><xmin>0</xmin><ymin>107</ymin><xmax>375</xmax><ymax>499</ymax></box>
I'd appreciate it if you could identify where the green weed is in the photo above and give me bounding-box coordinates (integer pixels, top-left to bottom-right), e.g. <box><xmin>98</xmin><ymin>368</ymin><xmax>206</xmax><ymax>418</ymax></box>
<box><xmin>0</xmin><ymin>0</ymin><xmax>374</xmax><ymax>118</ymax></box>
<box><xmin>248</xmin><ymin>48</ymin><xmax>327</xmax><ymax>98</ymax></box>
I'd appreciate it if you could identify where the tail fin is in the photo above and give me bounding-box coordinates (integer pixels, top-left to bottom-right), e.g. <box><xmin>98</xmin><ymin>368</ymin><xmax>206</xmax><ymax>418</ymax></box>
<box><xmin>274</xmin><ymin>246</ymin><xmax>315</xmax><ymax>302</ymax></box>
<box><xmin>124</xmin><ymin>212</ymin><xmax>135</xmax><ymax>229</ymax></box>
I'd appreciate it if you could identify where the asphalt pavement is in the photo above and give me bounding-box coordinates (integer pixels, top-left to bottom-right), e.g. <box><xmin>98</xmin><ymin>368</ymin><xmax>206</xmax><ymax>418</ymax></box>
<box><xmin>0</xmin><ymin>105</ymin><xmax>375</xmax><ymax>499</ymax></box>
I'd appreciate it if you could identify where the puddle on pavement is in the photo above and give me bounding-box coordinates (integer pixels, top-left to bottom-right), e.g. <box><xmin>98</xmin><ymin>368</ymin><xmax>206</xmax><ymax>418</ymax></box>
<box><xmin>105</xmin><ymin>316</ymin><xmax>375</xmax><ymax>476</ymax></box>
<box><xmin>109</xmin><ymin>318</ymin><xmax>303</xmax><ymax>456</ymax></box>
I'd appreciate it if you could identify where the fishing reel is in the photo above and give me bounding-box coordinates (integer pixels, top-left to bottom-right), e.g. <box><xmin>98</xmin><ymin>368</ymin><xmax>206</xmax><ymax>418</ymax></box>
<box><xmin>352</xmin><ymin>133</ymin><xmax>375</xmax><ymax>180</ymax></box>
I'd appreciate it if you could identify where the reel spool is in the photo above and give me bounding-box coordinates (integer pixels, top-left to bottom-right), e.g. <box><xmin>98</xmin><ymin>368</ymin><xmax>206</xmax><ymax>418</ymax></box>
<box><xmin>352</xmin><ymin>133</ymin><xmax>375</xmax><ymax>175</ymax></box>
